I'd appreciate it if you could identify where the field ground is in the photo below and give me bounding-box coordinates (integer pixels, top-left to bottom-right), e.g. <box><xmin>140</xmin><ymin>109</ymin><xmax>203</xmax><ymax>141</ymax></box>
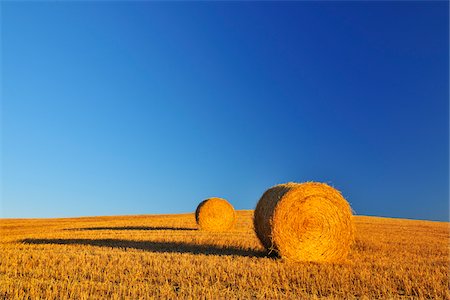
<box><xmin>1</xmin><ymin>211</ymin><xmax>449</xmax><ymax>299</ymax></box>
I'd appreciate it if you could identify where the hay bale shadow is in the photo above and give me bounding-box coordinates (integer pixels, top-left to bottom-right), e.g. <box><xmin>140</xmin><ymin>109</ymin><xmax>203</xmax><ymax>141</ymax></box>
<box><xmin>64</xmin><ymin>226</ymin><xmax>196</xmax><ymax>231</ymax></box>
<box><xmin>21</xmin><ymin>238</ymin><xmax>266</xmax><ymax>258</ymax></box>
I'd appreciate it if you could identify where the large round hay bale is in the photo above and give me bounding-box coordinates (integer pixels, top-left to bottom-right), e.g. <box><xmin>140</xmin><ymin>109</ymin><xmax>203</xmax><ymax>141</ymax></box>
<box><xmin>254</xmin><ymin>182</ymin><xmax>354</xmax><ymax>262</ymax></box>
<box><xmin>195</xmin><ymin>197</ymin><xmax>236</xmax><ymax>231</ymax></box>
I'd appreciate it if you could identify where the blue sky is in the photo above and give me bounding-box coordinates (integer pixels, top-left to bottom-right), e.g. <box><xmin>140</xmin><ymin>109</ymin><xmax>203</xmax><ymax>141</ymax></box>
<box><xmin>1</xmin><ymin>2</ymin><xmax>448</xmax><ymax>221</ymax></box>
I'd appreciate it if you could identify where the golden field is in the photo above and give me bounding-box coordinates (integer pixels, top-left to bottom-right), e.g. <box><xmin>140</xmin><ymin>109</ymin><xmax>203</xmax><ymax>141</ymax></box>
<box><xmin>1</xmin><ymin>210</ymin><xmax>448</xmax><ymax>299</ymax></box>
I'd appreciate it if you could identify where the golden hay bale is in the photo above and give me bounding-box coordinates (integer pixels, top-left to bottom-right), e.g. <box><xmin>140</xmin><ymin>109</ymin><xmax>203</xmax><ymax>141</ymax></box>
<box><xmin>195</xmin><ymin>197</ymin><xmax>236</xmax><ymax>231</ymax></box>
<box><xmin>254</xmin><ymin>182</ymin><xmax>355</xmax><ymax>262</ymax></box>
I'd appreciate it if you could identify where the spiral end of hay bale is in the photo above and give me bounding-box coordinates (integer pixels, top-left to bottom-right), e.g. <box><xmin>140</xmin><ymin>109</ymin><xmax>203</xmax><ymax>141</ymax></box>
<box><xmin>254</xmin><ymin>182</ymin><xmax>355</xmax><ymax>262</ymax></box>
<box><xmin>195</xmin><ymin>197</ymin><xmax>236</xmax><ymax>231</ymax></box>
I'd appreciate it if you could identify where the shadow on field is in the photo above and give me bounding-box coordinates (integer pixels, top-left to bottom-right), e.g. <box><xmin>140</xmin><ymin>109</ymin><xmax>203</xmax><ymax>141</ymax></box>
<box><xmin>64</xmin><ymin>226</ymin><xmax>197</xmax><ymax>231</ymax></box>
<box><xmin>21</xmin><ymin>238</ymin><xmax>266</xmax><ymax>258</ymax></box>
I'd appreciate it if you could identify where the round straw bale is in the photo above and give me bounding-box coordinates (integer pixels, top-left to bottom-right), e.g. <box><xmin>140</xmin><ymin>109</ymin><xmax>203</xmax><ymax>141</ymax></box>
<box><xmin>195</xmin><ymin>197</ymin><xmax>236</xmax><ymax>231</ymax></box>
<box><xmin>253</xmin><ymin>182</ymin><xmax>354</xmax><ymax>262</ymax></box>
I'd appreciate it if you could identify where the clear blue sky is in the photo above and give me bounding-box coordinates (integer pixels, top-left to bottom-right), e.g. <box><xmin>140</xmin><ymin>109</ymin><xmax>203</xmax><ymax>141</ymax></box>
<box><xmin>1</xmin><ymin>2</ymin><xmax>448</xmax><ymax>221</ymax></box>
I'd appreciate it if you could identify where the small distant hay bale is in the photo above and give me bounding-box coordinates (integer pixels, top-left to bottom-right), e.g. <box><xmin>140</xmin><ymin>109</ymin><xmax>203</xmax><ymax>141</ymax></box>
<box><xmin>253</xmin><ymin>182</ymin><xmax>355</xmax><ymax>262</ymax></box>
<box><xmin>195</xmin><ymin>197</ymin><xmax>236</xmax><ymax>231</ymax></box>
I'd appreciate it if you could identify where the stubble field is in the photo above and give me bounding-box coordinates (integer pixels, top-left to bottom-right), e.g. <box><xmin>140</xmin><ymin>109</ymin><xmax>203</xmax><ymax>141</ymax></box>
<box><xmin>1</xmin><ymin>210</ymin><xmax>448</xmax><ymax>299</ymax></box>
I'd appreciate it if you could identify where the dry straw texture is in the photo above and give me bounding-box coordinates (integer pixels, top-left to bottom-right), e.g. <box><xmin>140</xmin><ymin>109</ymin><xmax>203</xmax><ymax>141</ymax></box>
<box><xmin>254</xmin><ymin>182</ymin><xmax>355</xmax><ymax>262</ymax></box>
<box><xmin>195</xmin><ymin>197</ymin><xmax>236</xmax><ymax>231</ymax></box>
<box><xmin>2</xmin><ymin>211</ymin><xmax>449</xmax><ymax>298</ymax></box>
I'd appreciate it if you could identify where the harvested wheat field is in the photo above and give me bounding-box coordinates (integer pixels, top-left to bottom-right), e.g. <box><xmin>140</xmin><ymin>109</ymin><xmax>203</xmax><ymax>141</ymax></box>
<box><xmin>1</xmin><ymin>211</ymin><xmax>448</xmax><ymax>299</ymax></box>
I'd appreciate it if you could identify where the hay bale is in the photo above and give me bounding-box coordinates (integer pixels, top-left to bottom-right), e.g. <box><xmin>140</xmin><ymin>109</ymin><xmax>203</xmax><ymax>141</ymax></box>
<box><xmin>253</xmin><ymin>182</ymin><xmax>354</xmax><ymax>262</ymax></box>
<box><xmin>195</xmin><ymin>197</ymin><xmax>236</xmax><ymax>231</ymax></box>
